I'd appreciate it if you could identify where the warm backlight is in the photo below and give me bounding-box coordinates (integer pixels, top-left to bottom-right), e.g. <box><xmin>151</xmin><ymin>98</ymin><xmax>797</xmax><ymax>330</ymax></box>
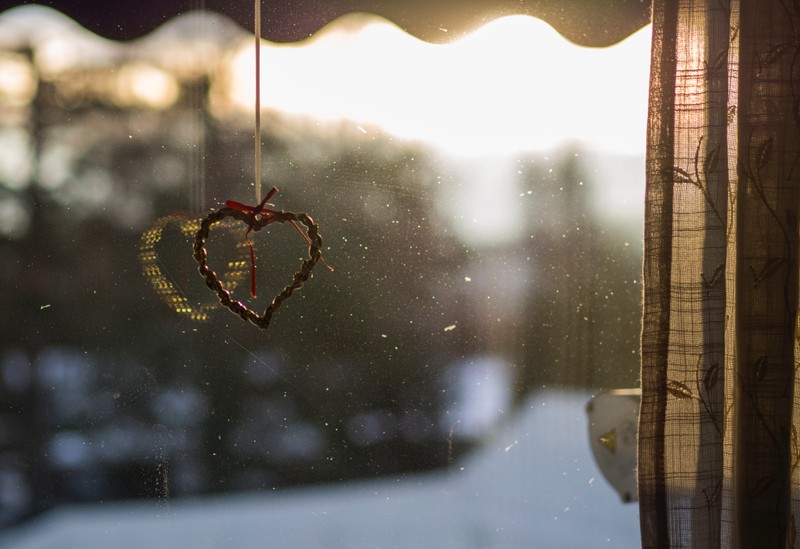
<box><xmin>221</xmin><ymin>15</ymin><xmax>651</xmax><ymax>156</ymax></box>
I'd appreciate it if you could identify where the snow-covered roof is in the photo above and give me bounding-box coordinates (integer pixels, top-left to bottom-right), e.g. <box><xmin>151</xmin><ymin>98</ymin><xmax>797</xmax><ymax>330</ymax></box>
<box><xmin>0</xmin><ymin>390</ymin><xmax>639</xmax><ymax>548</ymax></box>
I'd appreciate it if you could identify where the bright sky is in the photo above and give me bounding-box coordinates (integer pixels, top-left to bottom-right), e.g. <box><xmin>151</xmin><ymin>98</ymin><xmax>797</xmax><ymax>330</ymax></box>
<box><xmin>0</xmin><ymin>7</ymin><xmax>651</xmax><ymax>243</ymax></box>
<box><xmin>222</xmin><ymin>14</ymin><xmax>652</xmax><ymax>156</ymax></box>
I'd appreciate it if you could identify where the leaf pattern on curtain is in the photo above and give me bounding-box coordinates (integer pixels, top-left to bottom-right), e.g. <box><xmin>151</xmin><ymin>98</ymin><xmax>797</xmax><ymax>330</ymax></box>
<box><xmin>638</xmin><ymin>0</ymin><xmax>800</xmax><ymax>547</ymax></box>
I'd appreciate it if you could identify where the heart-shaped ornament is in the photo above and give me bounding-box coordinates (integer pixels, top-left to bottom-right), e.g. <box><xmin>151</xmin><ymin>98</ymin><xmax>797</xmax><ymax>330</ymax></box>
<box><xmin>193</xmin><ymin>206</ymin><xmax>323</xmax><ymax>329</ymax></box>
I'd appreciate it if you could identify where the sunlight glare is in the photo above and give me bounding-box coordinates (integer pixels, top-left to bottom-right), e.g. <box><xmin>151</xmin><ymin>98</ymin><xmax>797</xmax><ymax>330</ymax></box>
<box><xmin>221</xmin><ymin>15</ymin><xmax>651</xmax><ymax>156</ymax></box>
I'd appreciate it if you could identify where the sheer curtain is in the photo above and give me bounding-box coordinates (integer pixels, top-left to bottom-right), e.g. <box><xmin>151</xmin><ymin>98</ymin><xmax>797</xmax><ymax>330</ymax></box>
<box><xmin>638</xmin><ymin>0</ymin><xmax>800</xmax><ymax>547</ymax></box>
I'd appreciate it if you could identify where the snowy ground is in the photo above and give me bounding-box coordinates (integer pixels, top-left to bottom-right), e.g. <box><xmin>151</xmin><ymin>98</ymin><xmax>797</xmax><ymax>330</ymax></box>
<box><xmin>0</xmin><ymin>390</ymin><xmax>640</xmax><ymax>548</ymax></box>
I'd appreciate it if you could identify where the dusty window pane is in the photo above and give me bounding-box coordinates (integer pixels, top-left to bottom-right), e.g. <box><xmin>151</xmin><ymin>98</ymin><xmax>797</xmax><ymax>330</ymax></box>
<box><xmin>0</xmin><ymin>5</ymin><xmax>647</xmax><ymax>546</ymax></box>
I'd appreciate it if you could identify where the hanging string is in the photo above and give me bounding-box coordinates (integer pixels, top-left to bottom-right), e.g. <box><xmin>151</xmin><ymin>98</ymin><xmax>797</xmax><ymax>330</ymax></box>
<box><xmin>254</xmin><ymin>0</ymin><xmax>262</xmax><ymax>203</ymax></box>
<box><xmin>188</xmin><ymin>0</ymin><xmax>207</xmax><ymax>216</ymax></box>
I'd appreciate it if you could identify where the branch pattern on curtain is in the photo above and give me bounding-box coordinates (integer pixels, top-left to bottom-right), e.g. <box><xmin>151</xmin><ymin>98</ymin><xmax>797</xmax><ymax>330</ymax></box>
<box><xmin>638</xmin><ymin>0</ymin><xmax>800</xmax><ymax>547</ymax></box>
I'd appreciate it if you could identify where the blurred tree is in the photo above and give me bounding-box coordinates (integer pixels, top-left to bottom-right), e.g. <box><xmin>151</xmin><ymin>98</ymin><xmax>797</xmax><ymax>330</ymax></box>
<box><xmin>518</xmin><ymin>150</ymin><xmax>642</xmax><ymax>390</ymax></box>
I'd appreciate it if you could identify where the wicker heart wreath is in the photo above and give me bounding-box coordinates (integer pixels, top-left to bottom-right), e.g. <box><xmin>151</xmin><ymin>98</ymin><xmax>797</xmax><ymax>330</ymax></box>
<box><xmin>193</xmin><ymin>187</ymin><xmax>328</xmax><ymax>329</ymax></box>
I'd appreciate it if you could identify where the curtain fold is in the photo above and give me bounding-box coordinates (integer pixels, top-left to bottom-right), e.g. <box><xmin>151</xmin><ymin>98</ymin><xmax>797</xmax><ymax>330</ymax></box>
<box><xmin>638</xmin><ymin>0</ymin><xmax>800</xmax><ymax>546</ymax></box>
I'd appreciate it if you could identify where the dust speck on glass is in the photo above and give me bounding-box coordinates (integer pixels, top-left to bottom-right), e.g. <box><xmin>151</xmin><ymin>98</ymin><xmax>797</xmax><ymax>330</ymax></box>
<box><xmin>0</xmin><ymin>2</ymin><xmax>649</xmax><ymax>546</ymax></box>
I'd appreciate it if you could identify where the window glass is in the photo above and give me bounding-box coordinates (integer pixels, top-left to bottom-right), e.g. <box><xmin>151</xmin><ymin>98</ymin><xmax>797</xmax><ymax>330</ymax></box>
<box><xmin>0</xmin><ymin>5</ymin><xmax>648</xmax><ymax>546</ymax></box>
